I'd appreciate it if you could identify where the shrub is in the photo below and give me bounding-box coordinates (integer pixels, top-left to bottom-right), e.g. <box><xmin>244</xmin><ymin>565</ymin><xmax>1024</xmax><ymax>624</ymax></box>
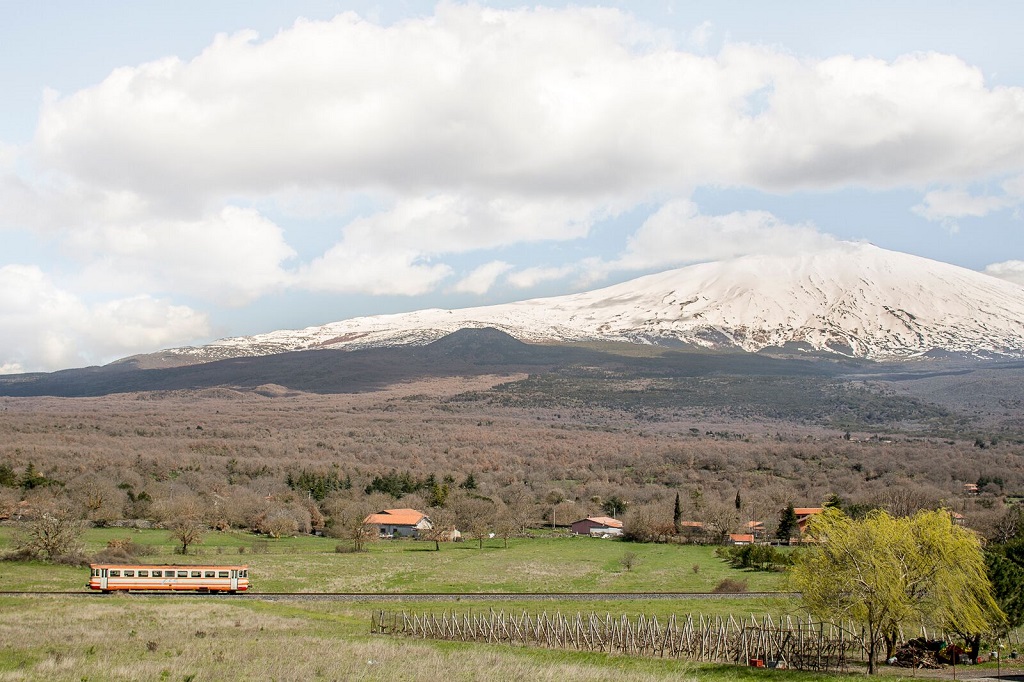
<box><xmin>712</xmin><ymin>577</ymin><xmax>748</xmax><ymax>593</ymax></box>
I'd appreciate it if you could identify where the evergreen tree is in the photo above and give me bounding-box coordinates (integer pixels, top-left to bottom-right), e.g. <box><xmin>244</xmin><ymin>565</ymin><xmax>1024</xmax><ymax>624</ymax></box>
<box><xmin>777</xmin><ymin>503</ymin><xmax>798</xmax><ymax>543</ymax></box>
<box><xmin>673</xmin><ymin>492</ymin><xmax>682</xmax><ymax>533</ymax></box>
<box><xmin>0</xmin><ymin>462</ymin><xmax>16</xmax><ymax>487</ymax></box>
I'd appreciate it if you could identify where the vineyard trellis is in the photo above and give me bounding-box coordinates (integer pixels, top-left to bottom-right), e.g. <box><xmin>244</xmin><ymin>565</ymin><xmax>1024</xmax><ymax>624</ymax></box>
<box><xmin>371</xmin><ymin>610</ymin><xmax>862</xmax><ymax>671</ymax></box>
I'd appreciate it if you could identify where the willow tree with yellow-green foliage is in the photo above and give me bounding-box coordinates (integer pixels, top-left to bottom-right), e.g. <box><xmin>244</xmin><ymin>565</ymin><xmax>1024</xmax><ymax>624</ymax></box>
<box><xmin>791</xmin><ymin>507</ymin><xmax>1004</xmax><ymax>674</ymax></box>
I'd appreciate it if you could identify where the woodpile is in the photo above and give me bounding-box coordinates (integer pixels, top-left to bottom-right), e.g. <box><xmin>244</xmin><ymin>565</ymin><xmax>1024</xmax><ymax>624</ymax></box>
<box><xmin>890</xmin><ymin>639</ymin><xmax>944</xmax><ymax>669</ymax></box>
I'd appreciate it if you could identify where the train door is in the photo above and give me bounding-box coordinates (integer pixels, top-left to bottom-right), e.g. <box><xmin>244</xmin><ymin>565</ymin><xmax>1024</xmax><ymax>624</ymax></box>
<box><xmin>230</xmin><ymin>569</ymin><xmax>239</xmax><ymax>591</ymax></box>
<box><xmin>100</xmin><ymin>567</ymin><xmax>108</xmax><ymax>590</ymax></box>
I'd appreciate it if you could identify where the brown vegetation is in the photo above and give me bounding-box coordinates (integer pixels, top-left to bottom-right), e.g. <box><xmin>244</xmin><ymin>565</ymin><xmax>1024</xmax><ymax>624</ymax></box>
<box><xmin>0</xmin><ymin>372</ymin><xmax>1021</xmax><ymax>544</ymax></box>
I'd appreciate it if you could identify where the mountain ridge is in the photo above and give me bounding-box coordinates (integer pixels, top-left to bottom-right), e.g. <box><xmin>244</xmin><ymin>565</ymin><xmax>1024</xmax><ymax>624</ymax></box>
<box><xmin>126</xmin><ymin>242</ymin><xmax>1024</xmax><ymax>369</ymax></box>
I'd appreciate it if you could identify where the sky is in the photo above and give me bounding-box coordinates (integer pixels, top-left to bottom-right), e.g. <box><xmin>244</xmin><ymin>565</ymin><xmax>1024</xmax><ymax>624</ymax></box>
<box><xmin>3</xmin><ymin>1</ymin><xmax>1024</xmax><ymax>374</ymax></box>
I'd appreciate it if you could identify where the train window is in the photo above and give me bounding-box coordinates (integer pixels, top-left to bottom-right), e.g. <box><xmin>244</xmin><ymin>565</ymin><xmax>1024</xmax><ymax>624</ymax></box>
<box><xmin>218</xmin><ymin>571</ymin><xmax>229</xmax><ymax>578</ymax></box>
<box><xmin>109</xmin><ymin>570</ymin><xmax>121</xmax><ymax>577</ymax></box>
<box><xmin>137</xmin><ymin>570</ymin><xmax>149</xmax><ymax>577</ymax></box>
<box><xmin>123</xmin><ymin>570</ymin><xmax>135</xmax><ymax>577</ymax></box>
<box><xmin>91</xmin><ymin>568</ymin><xmax>98</xmax><ymax>577</ymax></box>
<box><xmin>190</xmin><ymin>571</ymin><xmax>201</xmax><ymax>578</ymax></box>
<box><xmin>150</xmin><ymin>570</ymin><xmax>162</xmax><ymax>577</ymax></box>
<box><xmin>242</xmin><ymin>570</ymin><xmax>248</xmax><ymax>577</ymax></box>
<box><xmin>204</xmin><ymin>571</ymin><xmax>215</xmax><ymax>578</ymax></box>
<box><xmin>177</xmin><ymin>571</ymin><xmax>189</xmax><ymax>578</ymax></box>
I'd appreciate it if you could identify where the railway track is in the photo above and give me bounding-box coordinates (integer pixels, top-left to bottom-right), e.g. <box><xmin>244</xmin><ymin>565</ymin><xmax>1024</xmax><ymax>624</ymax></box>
<box><xmin>0</xmin><ymin>590</ymin><xmax>798</xmax><ymax>601</ymax></box>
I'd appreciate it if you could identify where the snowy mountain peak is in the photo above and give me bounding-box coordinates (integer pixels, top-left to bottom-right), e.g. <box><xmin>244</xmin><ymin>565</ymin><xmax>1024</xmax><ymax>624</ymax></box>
<box><xmin>154</xmin><ymin>243</ymin><xmax>1024</xmax><ymax>366</ymax></box>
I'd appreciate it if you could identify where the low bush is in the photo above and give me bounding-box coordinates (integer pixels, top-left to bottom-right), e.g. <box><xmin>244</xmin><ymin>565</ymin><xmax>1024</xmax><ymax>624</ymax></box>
<box><xmin>712</xmin><ymin>577</ymin><xmax>748</xmax><ymax>593</ymax></box>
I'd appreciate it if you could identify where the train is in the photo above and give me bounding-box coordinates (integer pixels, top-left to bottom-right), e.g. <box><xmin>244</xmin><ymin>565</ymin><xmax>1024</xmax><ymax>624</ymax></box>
<box><xmin>88</xmin><ymin>564</ymin><xmax>250</xmax><ymax>593</ymax></box>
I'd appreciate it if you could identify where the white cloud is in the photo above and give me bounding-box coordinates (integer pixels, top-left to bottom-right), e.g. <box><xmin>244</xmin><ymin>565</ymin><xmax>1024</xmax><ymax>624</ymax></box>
<box><xmin>507</xmin><ymin>264</ymin><xmax>579</xmax><ymax>289</ymax></box>
<box><xmin>452</xmin><ymin>261</ymin><xmax>513</xmax><ymax>295</ymax></box>
<box><xmin>984</xmin><ymin>260</ymin><xmax>1024</xmax><ymax>287</ymax></box>
<box><xmin>296</xmin><ymin>193</ymin><xmax>607</xmax><ymax>295</ymax></box>
<box><xmin>5</xmin><ymin>4</ymin><xmax>1024</xmax><ymax>373</ymax></box>
<box><xmin>65</xmin><ymin>206</ymin><xmax>296</xmax><ymax>306</ymax></box>
<box><xmin>610</xmin><ymin>199</ymin><xmax>837</xmax><ymax>271</ymax></box>
<box><xmin>913</xmin><ymin>188</ymin><xmax>1016</xmax><ymax>223</ymax></box>
<box><xmin>0</xmin><ymin>265</ymin><xmax>209</xmax><ymax>372</ymax></box>
<box><xmin>30</xmin><ymin>6</ymin><xmax>1024</xmax><ymax>208</ymax></box>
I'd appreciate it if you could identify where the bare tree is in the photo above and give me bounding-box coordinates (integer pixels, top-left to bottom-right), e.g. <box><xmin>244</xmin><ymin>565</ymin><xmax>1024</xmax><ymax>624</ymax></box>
<box><xmin>262</xmin><ymin>508</ymin><xmax>299</xmax><ymax>538</ymax></box>
<box><xmin>421</xmin><ymin>506</ymin><xmax>458</xmax><ymax>551</ymax></box>
<box><xmin>12</xmin><ymin>506</ymin><xmax>84</xmax><ymax>562</ymax></box>
<box><xmin>451</xmin><ymin>494</ymin><xmax>496</xmax><ymax>549</ymax></box>
<box><xmin>324</xmin><ymin>498</ymin><xmax>378</xmax><ymax>552</ymax></box>
<box><xmin>492</xmin><ymin>500</ymin><xmax>518</xmax><ymax>548</ymax></box>
<box><xmin>70</xmin><ymin>474</ymin><xmax>124</xmax><ymax>527</ymax></box>
<box><xmin>165</xmin><ymin>498</ymin><xmax>206</xmax><ymax>554</ymax></box>
<box><xmin>502</xmin><ymin>487</ymin><xmax>536</xmax><ymax>534</ymax></box>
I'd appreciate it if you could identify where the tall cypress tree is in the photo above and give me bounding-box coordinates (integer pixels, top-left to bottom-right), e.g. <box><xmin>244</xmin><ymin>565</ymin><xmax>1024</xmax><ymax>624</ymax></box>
<box><xmin>673</xmin><ymin>492</ymin><xmax>682</xmax><ymax>533</ymax></box>
<box><xmin>777</xmin><ymin>503</ymin><xmax>798</xmax><ymax>543</ymax></box>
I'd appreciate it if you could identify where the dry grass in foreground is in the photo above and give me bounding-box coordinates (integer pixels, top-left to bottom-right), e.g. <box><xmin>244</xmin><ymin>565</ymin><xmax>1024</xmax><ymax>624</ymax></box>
<box><xmin>0</xmin><ymin>596</ymin><xmax>702</xmax><ymax>682</ymax></box>
<box><xmin>1</xmin><ymin>596</ymin><xmax>995</xmax><ymax>681</ymax></box>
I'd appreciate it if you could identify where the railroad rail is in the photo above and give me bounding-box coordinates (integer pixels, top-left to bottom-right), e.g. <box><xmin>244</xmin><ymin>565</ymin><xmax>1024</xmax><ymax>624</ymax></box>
<box><xmin>0</xmin><ymin>590</ymin><xmax>798</xmax><ymax>601</ymax></box>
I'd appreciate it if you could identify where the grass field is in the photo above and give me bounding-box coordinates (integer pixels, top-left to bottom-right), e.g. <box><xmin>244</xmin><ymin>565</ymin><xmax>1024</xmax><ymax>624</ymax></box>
<box><xmin>2</xmin><ymin>526</ymin><xmax>1010</xmax><ymax>680</ymax></box>
<box><xmin>0</xmin><ymin>526</ymin><xmax>791</xmax><ymax>593</ymax></box>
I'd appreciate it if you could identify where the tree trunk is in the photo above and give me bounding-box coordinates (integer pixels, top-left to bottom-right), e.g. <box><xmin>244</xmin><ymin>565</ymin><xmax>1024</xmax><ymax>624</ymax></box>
<box><xmin>884</xmin><ymin>630</ymin><xmax>899</xmax><ymax>660</ymax></box>
<box><xmin>867</xmin><ymin>623</ymin><xmax>878</xmax><ymax>675</ymax></box>
<box><xmin>968</xmin><ymin>633</ymin><xmax>981</xmax><ymax>663</ymax></box>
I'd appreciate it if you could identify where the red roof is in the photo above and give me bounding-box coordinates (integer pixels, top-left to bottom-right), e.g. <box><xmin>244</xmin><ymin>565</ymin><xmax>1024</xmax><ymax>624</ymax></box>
<box><xmin>363</xmin><ymin>508</ymin><xmax>428</xmax><ymax>526</ymax></box>
<box><xmin>578</xmin><ymin>516</ymin><xmax>623</xmax><ymax>529</ymax></box>
<box><xmin>729</xmin><ymin>534</ymin><xmax>755</xmax><ymax>543</ymax></box>
<box><xmin>794</xmin><ymin>507</ymin><xmax>823</xmax><ymax>517</ymax></box>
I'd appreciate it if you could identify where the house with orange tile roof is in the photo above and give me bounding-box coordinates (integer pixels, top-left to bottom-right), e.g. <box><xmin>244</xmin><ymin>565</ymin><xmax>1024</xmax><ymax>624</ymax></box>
<box><xmin>363</xmin><ymin>508</ymin><xmax>433</xmax><ymax>538</ymax></box>
<box><xmin>794</xmin><ymin>507</ymin><xmax>824</xmax><ymax>534</ymax></box>
<box><xmin>571</xmin><ymin>516</ymin><xmax>623</xmax><ymax>536</ymax></box>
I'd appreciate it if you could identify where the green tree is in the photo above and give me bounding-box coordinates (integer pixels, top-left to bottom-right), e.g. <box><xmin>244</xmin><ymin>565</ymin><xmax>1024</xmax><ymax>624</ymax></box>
<box><xmin>20</xmin><ymin>462</ymin><xmax>51</xmax><ymax>490</ymax></box>
<box><xmin>601</xmin><ymin>495</ymin><xmax>627</xmax><ymax>518</ymax></box>
<box><xmin>792</xmin><ymin>508</ymin><xmax>1003</xmax><ymax>674</ymax></box>
<box><xmin>986</xmin><ymin>538</ymin><xmax>1024</xmax><ymax>632</ymax></box>
<box><xmin>776</xmin><ymin>503</ymin><xmax>798</xmax><ymax>543</ymax></box>
<box><xmin>0</xmin><ymin>462</ymin><xmax>17</xmax><ymax>487</ymax></box>
<box><xmin>673</xmin><ymin>492</ymin><xmax>682</xmax><ymax>533</ymax></box>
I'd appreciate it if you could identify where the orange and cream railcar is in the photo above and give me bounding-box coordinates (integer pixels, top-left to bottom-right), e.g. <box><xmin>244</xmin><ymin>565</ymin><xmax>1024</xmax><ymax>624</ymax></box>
<box><xmin>88</xmin><ymin>564</ymin><xmax>250</xmax><ymax>593</ymax></box>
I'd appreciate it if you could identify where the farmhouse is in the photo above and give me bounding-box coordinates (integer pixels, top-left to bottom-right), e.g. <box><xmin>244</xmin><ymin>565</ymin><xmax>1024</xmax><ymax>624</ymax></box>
<box><xmin>794</xmin><ymin>507</ymin><xmax>824</xmax><ymax>534</ymax></box>
<box><xmin>571</xmin><ymin>516</ymin><xmax>623</xmax><ymax>537</ymax></box>
<box><xmin>728</xmin><ymin>533</ymin><xmax>755</xmax><ymax>545</ymax></box>
<box><xmin>743</xmin><ymin>520</ymin><xmax>766</xmax><ymax>539</ymax></box>
<box><xmin>363</xmin><ymin>508</ymin><xmax>433</xmax><ymax>538</ymax></box>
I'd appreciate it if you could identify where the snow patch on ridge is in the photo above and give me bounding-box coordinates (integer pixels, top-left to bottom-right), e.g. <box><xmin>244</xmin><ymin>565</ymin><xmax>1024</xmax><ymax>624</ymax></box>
<box><xmin>162</xmin><ymin>243</ymin><xmax>1024</xmax><ymax>364</ymax></box>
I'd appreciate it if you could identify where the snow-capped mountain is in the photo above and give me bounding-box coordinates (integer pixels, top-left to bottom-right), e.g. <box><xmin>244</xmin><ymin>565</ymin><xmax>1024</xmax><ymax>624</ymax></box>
<box><xmin>148</xmin><ymin>243</ymin><xmax>1024</xmax><ymax>366</ymax></box>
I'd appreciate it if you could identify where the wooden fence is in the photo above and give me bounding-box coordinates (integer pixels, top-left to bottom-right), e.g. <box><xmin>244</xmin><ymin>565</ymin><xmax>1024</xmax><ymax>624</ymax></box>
<box><xmin>370</xmin><ymin>610</ymin><xmax>857</xmax><ymax>671</ymax></box>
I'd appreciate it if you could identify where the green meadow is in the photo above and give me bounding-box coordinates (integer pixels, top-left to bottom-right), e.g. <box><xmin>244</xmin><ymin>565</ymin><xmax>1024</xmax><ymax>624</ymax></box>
<box><xmin>1</xmin><ymin>526</ymin><xmax>1002</xmax><ymax>680</ymax></box>
<box><xmin>0</xmin><ymin>526</ymin><xmax>791</xmax><ymax>594</ymax></box>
